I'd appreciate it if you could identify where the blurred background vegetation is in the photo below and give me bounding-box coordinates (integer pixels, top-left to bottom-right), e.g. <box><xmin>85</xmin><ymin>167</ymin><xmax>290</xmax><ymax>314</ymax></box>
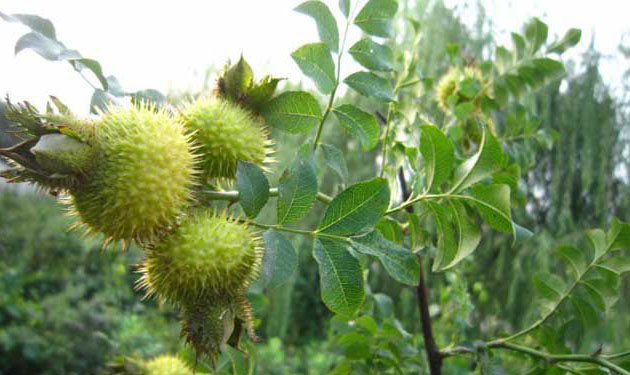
<box><xmin>1</xmin><ymin>0</ymin><xmax>629</xmax><ymax>374</ymax></box>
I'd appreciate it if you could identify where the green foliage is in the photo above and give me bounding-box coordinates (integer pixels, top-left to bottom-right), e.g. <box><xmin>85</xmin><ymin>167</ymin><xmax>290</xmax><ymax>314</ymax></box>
<box><xmin>0</xmin><ymin>10</ymin><xmax>164</xmax><ymax>112</ymax></box>
<box><xmin>0</xmin><ymin>192</ymin><xmax>178</xmax><ymax>375</ymax></box>
<box><xmin>291</xmin><ymin>43</ymin><xmax>336</xmax><ymax>95</ymax></box>
<box><xmin>332</xmin><ymin>104</ymin><xmax>380</xmax><ymax>151</ymax></box>
<box><xmin>277</xmin><ymin>149</ymin><xmax>318</xmax><ymax>224</ymax></box>
<box><xmin>262</xmin><ymin>91</ymin><xmax>322</xmax><ymax>134</ymax></box>
<box><xmin>236</xmin><ymin>161</ymin><xmax>270</xmax><ymax>219</ymax></box>
<box><xmin>348</xmin><ymin>39</ymin><xmax>394</xmax><ymax>72</ymax></box>
<box><xmin>351</xmin><ymin>231</ymin><xmax>420</xmax><ymax>286</ymax></box>
<box><xmin>353</xmin><ymin>0</ymin><xmax>398</xmax><ymax>38</ymax></box>
<box><xmin>261</xmin><ymin>230</ymin><xmax>298</xmax><ymax>289</ymax></box>
<box><xmin>532</xmin><ymin>219</ymin><xmax>630</xmax><ymax>334</ymax></box>
<box><xmin>313</xmin><ymin>238</ymin><xmax>365</xmax><ymax>317</ymax></box>
<box><xmin>317</xmin><ymin>177</ymin><xmax>389</xmax><ymax>235</ymax></box>
<box><xmin>343</xmin><ymin>71</ymin><xmax>395</xmax><ymax>102</ymax></box>
<box><xmin>320</xmin><ymin>143</ymin><xmax>349</xmax><ymax>182</ymax></box>
<box><xmin>295</xmin><ymin>1</ymin><xmax>340</xmax><ymax>53</ymax></box>
<box><xmin>419</xmin><ymin>125</ymin><xmax>455</xmax><ymax>193</ymax></box>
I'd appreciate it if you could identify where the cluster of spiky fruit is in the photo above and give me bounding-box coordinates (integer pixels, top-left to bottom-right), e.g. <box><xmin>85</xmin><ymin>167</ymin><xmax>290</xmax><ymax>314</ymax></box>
<box><xmin>0</xmin><ymin>61</ymin><xmax>275</xmax><ymax>365</ymax></box>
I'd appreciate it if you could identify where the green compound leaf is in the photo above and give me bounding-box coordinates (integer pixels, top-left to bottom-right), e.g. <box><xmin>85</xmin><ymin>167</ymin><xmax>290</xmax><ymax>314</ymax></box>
<box><xmin>338</xmin><ymin>332</ymin><xmax>371</xmax><ymax>359</ymax></box>
<box><xmin>547</xmin><ymin>28</ymin><xmax>581</xmax><ymax>54</ymax></box>
<box><xmin>451</xmin><ymin>126</ymin><xmax>505</xmax><ymax>193</ymax></box>
<box><xmin>332</xmin><ymin>104</ymin><xmax>380</xmax><ymax>151</ymax></box>
<box><xmin>0</xmin><ymin>11</ymin><xmax>56</xmax><ymax>39</ymax></box>
<box><xmin>607</xmin><ymin>217</ymin><xmax>630</xmax><ymax>252</ymax></box>
<box><xmin>320</xmin><ymin>143</ymin><xmax>349</xmax><ymax>182</ymax></box>
<box><xmin>375</xmin><ymin>217</ymin><xmax>404</xmax><ymax>244</ymax></box>
<box><xmin>524</xmin><ymin>17</ymin><xmax>548</xmax><ymax>54</ymax></box>
<box><xmin>295</xmin><ymin>1</ymin><xmax>340</xmax><ymax>53</ymax></box>
<box><xmin>555</xmin><ymin>245</ymin><xmax>587</xmax><ymax>279</ymax></box>
<box><xmin>531</xmin><ymin>57</ymin><xmax>566</xmax><ymax>82</ymax></box>
<box><xmin>419</xmin><ymin>125</ymin><xmax>455</xmax><ymax>193</ymax></box>
<box><xmin>291</xmin><ymin>42</ymin><xmax>336</xmax><ymax>95</ymax></box>
<box><xmin>348</xmin><ymin>38</ymin><xmax>394</xmax><ymax>72</ymax></box>
<box><xmin>262</xmin><ymin>91</ymin><xmax>322</xmax><ymax>134</ymax></box>
<box><xmin>428</xmin><ymin>201</ymin><xmax>481</xmax><ymax>272</ymax></box>
<box><xmin>344</xmin><ymin>71</ymin><xmax>394</xmax><ymax>102</ymax></box>
<box><xmin>351</xmin><ymin>230</ymin><xmax>420</xmax><ymax>286</ymax></box>
<box><xmin>277</xmin><ymin>150</ymin><xmax>317</xmax><ymax>224</ymax></box>
<box><xmin>469</xmin><ymin>184</ymin><xmax>513</xmax><ymax>234</ymax></box>
<box><xmin>318</xmin><ymin>177</ymin><xmax>390</xmax><ymax>235</ymax></box>
<box><xmin>262</xmin><ymin>230</ymin><xmax>298</xmax><ymax>289</ymax></box>
<box><xmin>530</xmin><ymin>218</ymin><xmax>630</xmax><ymax>334</ymax></box>
<box><xmin>313</xmin><ymin>238</ymin><xmax>365</xmax><ymax>317</ymax></box>
<box><xmin>14</xmin><ymin>32</ymin><xmax>79</xmax><ymax>61</ymax></box>
<box><xmin>533</xmin><ymin>273</ymin><xmax>567</xmax><ymax>302</ymax></box>
<box><xmin>354</xmin><ymin>0</ymin><xmax>398</xmax><ymax>38</ymax></box>
<box><xmin>70</xmin><ymin>58</ymin><xmax>108</xmax><ymax>91</ymax></box>
<box><xmin>235</xmin><ymin>161</ymin><xmax>270</xmax><ymax>219</ymax></box>
<box><xmin>511</xmin><ymin>32</ymin><xmax>526</xmax><ymax>59</ymax></box>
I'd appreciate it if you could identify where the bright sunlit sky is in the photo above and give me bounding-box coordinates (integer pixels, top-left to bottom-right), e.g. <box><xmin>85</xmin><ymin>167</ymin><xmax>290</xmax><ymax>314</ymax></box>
<box><xmin>0</xmin><ymin>0</ymin><xmax>628</xmax><ymax>114</ymax></box>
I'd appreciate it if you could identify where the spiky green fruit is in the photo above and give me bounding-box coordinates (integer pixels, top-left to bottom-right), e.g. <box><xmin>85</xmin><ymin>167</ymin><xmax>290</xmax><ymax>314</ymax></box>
<box><xmin>138</xmin><ymin>211</ymin><xmax>261</xmax><ymax>361</ymax></box>
<box><xmin>436</xmin><ymin>66</ymin><xmax>490</xmax><ymax>114</ymax></box>
<box><xmin>436</xmin><ymin>67</ymin><xmax>460</xmax><ymax>113</ymax></box>
<box><xmin>138</xmin><ymin>210</ymin><xmax>262</xmax><ymax>303</ymax></box>
<box><xmin>144</xmin><ymin>355</ymin><xmax>191</xmax><ymax>375</ymax></box>
<box><xmin>180</xmin><ymin>97</ymin><xmax>272</xmax><ymax>179</ymax></box>
<box><xmin>69</xmin><ymin>104</ymin><xmax>198</xmax><ymax>245</ymax></box>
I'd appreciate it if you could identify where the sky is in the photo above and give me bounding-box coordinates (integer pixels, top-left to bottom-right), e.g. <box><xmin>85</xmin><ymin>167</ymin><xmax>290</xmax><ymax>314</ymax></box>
<box><xmin>0</xmin><ymin>0</ymin><xmax>628</xmax><ymax>114</ymax></box>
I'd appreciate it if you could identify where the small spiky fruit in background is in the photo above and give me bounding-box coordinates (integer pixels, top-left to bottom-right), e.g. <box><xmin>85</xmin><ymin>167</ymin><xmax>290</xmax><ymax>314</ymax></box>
<box><xmin>106</xmin><ymin>354</ymin><xmax>192</xmax><ymax>375</ymax></box>
<box><xmin>436</xmin><ymin>67</ymin><xmax>461</xmax><ymax>113</ymax></box>
<box><xmin>144</xmin><ymin>355</ymin><xmax>192</xmax><ymax>375</ymax></box>
<box><xmin>138</xmin><ymin>210</ymin><xmax>262</xmax><ymax>361</ymax></box>
<box><xmin>435</xmin><ymin>66</ymin><xmax>491</xmax><ymax>114</ymax></box>
<box><xmin>180</xmin><ymin>97</ymin><xmax>273</xmax><ymax>179</ymax></box>
<box><xmin>69</xmin><ymin>103</ymin><xmax>198</xmax><ymax>246</ymax></box>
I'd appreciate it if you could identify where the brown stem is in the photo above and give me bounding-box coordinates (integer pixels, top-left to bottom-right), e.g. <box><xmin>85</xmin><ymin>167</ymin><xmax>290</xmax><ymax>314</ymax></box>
<box><xmin>397</xmin><ymin>168</ymin><xmax>442</xmax><ymax>375</ymax></box>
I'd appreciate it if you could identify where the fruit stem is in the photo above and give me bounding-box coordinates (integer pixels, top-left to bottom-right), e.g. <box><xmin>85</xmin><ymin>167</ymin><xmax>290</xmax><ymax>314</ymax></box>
<box><xmin>248</xmin><ymin>222</ymin><xmax>348</xmax><ymax>242</ymax></box>
<box><xmin>312</xmin><ymin>0</ymin><xmax>357</xmax><ymax>152</ymax></box>
<box><xmin>203</xmin><ymin>188</ymin><xmax>332</xmax><ymax>204</ymax></box>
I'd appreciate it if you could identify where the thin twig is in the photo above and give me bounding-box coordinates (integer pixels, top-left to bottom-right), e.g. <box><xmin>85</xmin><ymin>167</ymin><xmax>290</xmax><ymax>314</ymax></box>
<box><xmin>312</xmin><ymin>0</ymin><xmax>359</xmax><ymax>151</ymax></box>
<box><xmin>488</xmin><ymin>342</ymin><xmax>630</xmax><ymax>375</ymax></box>
<box><xmin>203</xmin><ymin>188</ymin><xmax>332</xmax><ymax>204</ymax></box>
<box><xmin>398</xmin><ymin>168</ymin><xmax>442</xmax><ymax>375</ymax></box>
<box><xmin>248</xmin><ymin>221</ymin><xmax>349</xmax><ymax>242</ymax></box>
